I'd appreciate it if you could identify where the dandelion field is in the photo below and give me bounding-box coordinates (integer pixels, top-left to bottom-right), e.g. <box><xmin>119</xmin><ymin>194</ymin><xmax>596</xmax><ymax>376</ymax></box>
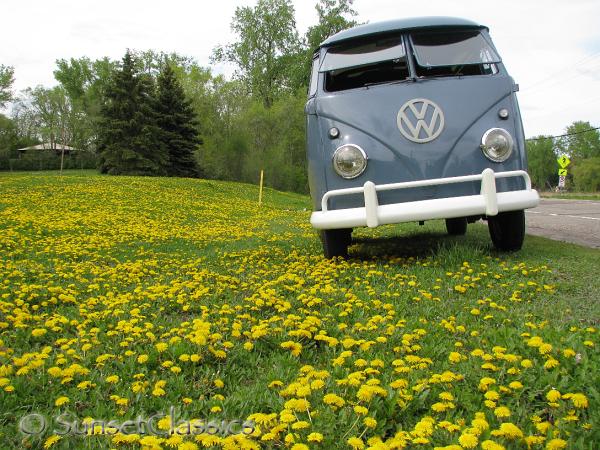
<box><xmin>0</xmin><ymin>171</ymin><xmax>598</xmax><ymax>450</ymax></box>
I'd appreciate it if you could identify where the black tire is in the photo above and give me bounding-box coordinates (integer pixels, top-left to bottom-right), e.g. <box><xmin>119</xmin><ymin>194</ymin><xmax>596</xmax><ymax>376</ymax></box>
<box><xmin>320</xmin><ymin>228</ymin><xmax>352</xmax><ymax>259</ymax></box>
<box><xmin>488</xmin><ymin>210</ymin><xmax>525</xmax><ymax>251</ymax></box>
<box><xmin>445</xmin><ymin>217</ymin><xmax>468</xmax><ymax>235</ymax></box>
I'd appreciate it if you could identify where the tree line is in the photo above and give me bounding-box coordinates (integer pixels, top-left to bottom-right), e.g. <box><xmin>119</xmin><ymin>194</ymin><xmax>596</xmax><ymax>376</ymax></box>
<box><xmin>0</xmin><ymin>0</ymin><xmax>358</xmax><ymax>193</ymax></box>
<box><xmin>526</xmin><ymin>122</ymin><xmax>600</xmax><ymax>191</ymax></box>
<box><xmin>1</xmin><ymin>0</ymin><xmax>599</xmax><ymax>192</ymax></box>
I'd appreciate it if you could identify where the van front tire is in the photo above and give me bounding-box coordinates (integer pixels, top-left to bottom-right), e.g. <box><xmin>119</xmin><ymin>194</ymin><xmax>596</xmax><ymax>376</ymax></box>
<box><xmin>488</xmin><ymin>210</ymin><xmax>525</xmax><ymax>251</ymax></box>
<box><xmin>445</xmin><ymin>217</ymin><xmax>468</xmax><ymax>235</ymax></box>
<box><xmin>320</xmin><ymin>228</ymin><xmax>352</xmax><ymax>259</ymax></box>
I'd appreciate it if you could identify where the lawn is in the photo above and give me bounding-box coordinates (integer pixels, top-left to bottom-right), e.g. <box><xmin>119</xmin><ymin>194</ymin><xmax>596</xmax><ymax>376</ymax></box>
<box><xmin>539</xmin><ymin>192</ymin><xmax>600</xmax><ymax>201</ymax></box>
<box><xmin>0</xmin><ymin>171</ymin><xmax>598</xmax><ymax>450</ymax></box>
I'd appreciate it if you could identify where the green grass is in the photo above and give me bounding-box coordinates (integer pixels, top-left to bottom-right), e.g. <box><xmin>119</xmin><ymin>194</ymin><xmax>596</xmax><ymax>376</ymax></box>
<box><xmin>0</xmin><ymin>171</ymin><xmax>598</xmax><ymax>450</ymax></box>
<box><xmin>540</xmin><ymin>191</ymin><xmax>600</xmax><ymax>201</ymax></box>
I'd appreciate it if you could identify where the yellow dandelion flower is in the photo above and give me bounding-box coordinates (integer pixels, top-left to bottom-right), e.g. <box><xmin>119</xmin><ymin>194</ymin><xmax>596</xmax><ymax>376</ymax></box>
<box><xmin>43</xmin><ymin>435</ymin><xmax>61</xmax><ymax>449</ymax></box>
<box><xmin>363</xmin><ymin>417</ymin><xmax>377</xmax><ymax>428</ymax></box>
<box><xmin>308</xmin><ymin>432</ymin><xmax>323</xmax><ymax>442</ymax></box>
<box><xmin>538</xmin><ymin>343</ymin><xmax>553</xmax><ymax>354</ymax></box>
<box><xmin>458</xmin><ymin>433</ymin><xmax>478</xmax><ymax>448</ymax></box>
<box><xmin>354</xmin><ymin>405</ymin><xmax>368</xmax><ymax>415</ymax></box>
<box><xmin>347</xmin><ymin>436</ymin><xmax>365</xmax><ymax>449</ymax></box>
<box><xmin>439</xmin><ymin>392</ymin><xmax>454</xmax><ymax>401</ymax></box>
<box><xmin>546</xmin><ymin>389</ymin><xmax>561</xmax><ymax>403</ymax></box>
<box><xmin>481</xmin><ymin>440</ymin><xmax>505</xmax><ymax>450</ymax></box>
<box><xmin>494</xmin><ymin>406</ymin><xmax>510</xmax><ymax>418</ymax></box>
<box><xmin>491</xmin><ymin>422</ymin><xmax>523</xmax><ymax>439</ymax></box>
<box><xmin>106</xmin><ymin>375</ymin><xmax>119</xmax><ymax>384</ymax></box>
<box><xmin>448</xmin><ymin>352</ymin><xmax>462</xmax><ymax>363</ymax></box>
<box><xmin>292</xmin><ymin>421</ymin><xmax>309</xmax><ymax>430</ymax></box>
<box><xmin>155</xmin><ymin>342</ymin><xmax>168</xmax><ymax>353</ymax></box>
<box><xmin>323</xmin><ymin>393</ymin><xmax>345</xmax><ymax>408</ymax></box>
<box><xmin>484</xmin><ymin>391</ymin><xmax>500</xmax><ymax>401</ymax></box>
<box><xmin>546</xmin><ymin>439</ymin><xmax>567</xmax><ymax>450</ymax></box>
<box><xmin>567</xmin><ymin>393</ymin><xmax>588</xmax><ymax>408</ymax></box>
<box><xmin>55</xmin><ymin>396</ymin><xmax>69</xmax><ymax>407</ymax></box>
<box><xmin>544</xmin><ymin>358</ymin><xmax>559</xmax><ymax>369</ymax></box>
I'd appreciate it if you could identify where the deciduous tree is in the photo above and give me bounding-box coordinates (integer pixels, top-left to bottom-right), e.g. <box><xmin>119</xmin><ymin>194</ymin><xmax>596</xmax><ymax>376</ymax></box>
<box><xmin>212</xmin><ymin>0</ymin><xmax>300</xmax><ymax>107</ymax></box>
<box><xmin>54</xmin><ymin>57</ymin><xmax>116</xmax><ymax>150</ymax></box>
<box><xmin>558</xmin><ymin>121</ymin><xmax>600</xmax><ymax>160</ymax></box>
<box><xmin>306</xmin><ymin>0</ymin><xmax>358</xmax><ymax>51</ymax></box>
<box><xmin>571</xmin><ymin>157</ymin><xmax>600</xmax><ymax>191</ymax></box>
<box><xmin>525</xmin><ymin>136</ymin><xmax>557</xmax><ymax>189</ymax></box>
<box><xmin>0</xmin><ymin>65</ymin><xmax>15</xmax><ymax>108</ymax></box>
<box><xmin>18</xmin><ymin>86</ymin><xmax>74</xmax><ymax>149</ymax></box>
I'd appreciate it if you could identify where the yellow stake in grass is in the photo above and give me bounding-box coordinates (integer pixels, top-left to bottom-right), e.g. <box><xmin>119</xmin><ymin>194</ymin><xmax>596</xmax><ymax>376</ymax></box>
<box><xmin>258</xmin><ymin>170</ymin><xmax>264</xmax><ymax>206</ymax></box>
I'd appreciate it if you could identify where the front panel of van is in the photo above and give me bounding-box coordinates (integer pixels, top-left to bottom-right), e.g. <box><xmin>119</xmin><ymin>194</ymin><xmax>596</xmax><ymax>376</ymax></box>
<box><xmin>306</xmin><ymin>28</ymin><xmax>527</xmax><ymax>211</ymax></box>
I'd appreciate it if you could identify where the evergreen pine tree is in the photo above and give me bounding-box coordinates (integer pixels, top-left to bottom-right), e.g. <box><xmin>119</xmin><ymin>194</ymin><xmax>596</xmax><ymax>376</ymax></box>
<box><xmin>97</xmin><ymin>51</ymin><xmax>167</xmax><ymax>175</ymax></box>
<box><xmin>155</xmin><ymin>64</ymin><xmax>202</xmax><ymax>178</ymax></box>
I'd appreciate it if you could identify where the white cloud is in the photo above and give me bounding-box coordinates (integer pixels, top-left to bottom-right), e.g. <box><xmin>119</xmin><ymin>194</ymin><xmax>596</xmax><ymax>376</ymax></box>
<box><xmin>2</xmin><ymin>0</ymin><xmax>599</xmax><ymax>137</ymax></box>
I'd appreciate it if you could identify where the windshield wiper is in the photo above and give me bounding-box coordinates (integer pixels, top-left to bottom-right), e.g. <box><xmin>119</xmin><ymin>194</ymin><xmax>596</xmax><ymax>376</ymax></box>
<box><xmin>364</xmin><ymin>77</ymin><xmax>416</xmax><ymax>88</ymax></box>
<box><xmin>417</xmin><ymin>73</ymin><xmax>464</xmax><ymax>81</ymax></box>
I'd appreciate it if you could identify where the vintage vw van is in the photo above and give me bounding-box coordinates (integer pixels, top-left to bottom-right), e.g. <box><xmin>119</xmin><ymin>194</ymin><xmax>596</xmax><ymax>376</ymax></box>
<box><xmin>306</xmin><ymin>17</ymin><xmax>540</xmax><ymax>258</ymax></box>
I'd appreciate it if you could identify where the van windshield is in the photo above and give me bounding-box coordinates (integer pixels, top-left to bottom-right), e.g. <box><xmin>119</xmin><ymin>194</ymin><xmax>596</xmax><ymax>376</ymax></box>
<box><xmin>411</xmin><ymin>30</ymin><xmax>500</xmax><ymax>74</ymax></box>
<box><xmin>320</xmin><ymin>36</ymin><xmax>405</xmax><ymax>72</ymax></box>
<box><xmin>321</xmin><ymin>36</ymin><xmax>410</xmax><ymax>92</ymax></box>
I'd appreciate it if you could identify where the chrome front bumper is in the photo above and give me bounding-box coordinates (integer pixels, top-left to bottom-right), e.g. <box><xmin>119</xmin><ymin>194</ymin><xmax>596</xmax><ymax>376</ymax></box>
<box><xmin>310</xmin><ymin>169</ymin><xmax>539</xmax><ymax>230</ymax></box>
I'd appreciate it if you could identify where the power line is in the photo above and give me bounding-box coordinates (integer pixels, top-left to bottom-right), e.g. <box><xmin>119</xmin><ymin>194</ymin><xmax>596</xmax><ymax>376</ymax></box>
<box><xmin>526</xmin><ymin>126</ymin><xmax>600</xmax><ymax>142</ymax></box>
<box><xmin>522</xmin><ymin>50</ymin><xmax>600</xmax><ymax>92</ymax></box>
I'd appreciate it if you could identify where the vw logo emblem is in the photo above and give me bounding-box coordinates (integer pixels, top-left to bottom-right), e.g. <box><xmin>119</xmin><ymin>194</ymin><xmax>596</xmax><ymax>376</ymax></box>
<box><xmin>397</xmin><ymin>98</ymin><xmax>445</xmax><ymax>143</ymax></box>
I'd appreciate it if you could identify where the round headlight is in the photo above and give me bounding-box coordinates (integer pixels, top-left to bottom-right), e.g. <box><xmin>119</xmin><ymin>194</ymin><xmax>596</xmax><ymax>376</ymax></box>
<box><xmin>480</xmin><ymin>128</ymin><xmax>513</xmax><ymax>162</ymax></box>
<box><xmin>332</xmin><ymin>144</ymin><xmax>367</xmax><ymax>179</ymax></box>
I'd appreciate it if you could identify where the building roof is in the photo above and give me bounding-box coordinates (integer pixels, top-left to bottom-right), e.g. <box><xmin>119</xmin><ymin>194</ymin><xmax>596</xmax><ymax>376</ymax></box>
<box><xmin>321</xmin><ymin>16</ymin><xmax>486</xmax><ymax>47</ymax></box>
<box><xmin>17</xmin><ymin>143</ymin><xmax>78</xmax><ymax>151</ymax></box>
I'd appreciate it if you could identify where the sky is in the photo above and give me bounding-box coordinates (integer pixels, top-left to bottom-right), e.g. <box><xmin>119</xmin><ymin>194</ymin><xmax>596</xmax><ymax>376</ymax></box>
<box><xmin>2</xmin><ymin>0</ymin><xmax>599</xmax><ymax>138</ymax></box>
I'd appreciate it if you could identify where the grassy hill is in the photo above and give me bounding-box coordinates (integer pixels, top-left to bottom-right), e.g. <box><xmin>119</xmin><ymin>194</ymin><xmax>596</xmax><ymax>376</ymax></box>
<box><xmin>0</xmin><ymin>171</ymin><xmax>598</xmax><ymax>449</ymax></box>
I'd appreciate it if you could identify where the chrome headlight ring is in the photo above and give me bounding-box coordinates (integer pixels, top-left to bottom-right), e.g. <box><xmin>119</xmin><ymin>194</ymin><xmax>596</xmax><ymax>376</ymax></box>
<box><xmin>480</xmin><ymin>128</ymin><xmax>514</xmax><ymax>162</ymax></box>
<box><xmin>332</xmin><ymin>144</ymin><xmax>368</xmax><ymax>179</ymax></box>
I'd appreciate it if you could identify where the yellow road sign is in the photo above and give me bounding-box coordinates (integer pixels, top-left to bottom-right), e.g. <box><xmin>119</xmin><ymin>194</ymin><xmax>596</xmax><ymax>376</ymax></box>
<box><xmin>558</xmin><ymin>168</ymin><xmax>568</xmax><ymax>176</ymax></box>
<box><xmin>557</xmin><ymin>155</ymin><xmax>571</xmax><ymax>168</ymax></box>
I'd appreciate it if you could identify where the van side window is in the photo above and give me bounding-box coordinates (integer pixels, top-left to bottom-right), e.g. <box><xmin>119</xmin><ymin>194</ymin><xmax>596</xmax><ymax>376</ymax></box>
<box><xmin>322</xmin><ymin>35</ymin><xmax>410</xmax><ymax>92</ymax></box>
<box><xmin>308</xmin><ymin>55</ymin><xmax>320</xmax><ymax>97</ymax></box>
<box><xmin>411</xmin><ymin>30</ymin><xmax>500</xmax><ymax>78</ymax></box>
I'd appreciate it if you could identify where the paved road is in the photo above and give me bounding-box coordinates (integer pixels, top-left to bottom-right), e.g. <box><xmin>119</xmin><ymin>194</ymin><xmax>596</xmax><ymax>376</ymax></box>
<box><xmin>526</xmin><ymin>199</ymin><xmax>600</xmax><ymax>248</ymax></box>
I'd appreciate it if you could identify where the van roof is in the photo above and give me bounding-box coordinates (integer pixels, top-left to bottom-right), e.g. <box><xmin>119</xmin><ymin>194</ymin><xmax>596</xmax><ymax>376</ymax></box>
<box><xmin>321</xmin><ymin>16</ymin><xmax>486</xmax><ymax>47</ymax></box>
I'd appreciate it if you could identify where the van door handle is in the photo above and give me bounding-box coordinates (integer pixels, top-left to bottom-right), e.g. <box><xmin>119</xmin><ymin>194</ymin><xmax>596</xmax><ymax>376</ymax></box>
<box><xmin>305</xmin><ymin>98</ymin><xmax>317</xmax><ymax>115</ymax></box>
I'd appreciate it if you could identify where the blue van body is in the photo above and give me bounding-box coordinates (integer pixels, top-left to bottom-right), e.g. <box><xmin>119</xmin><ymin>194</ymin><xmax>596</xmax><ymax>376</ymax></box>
<box><xmin>306</xmin><ymin>17</ymin><xmax>539</xmax><ymax>256</ymax></box>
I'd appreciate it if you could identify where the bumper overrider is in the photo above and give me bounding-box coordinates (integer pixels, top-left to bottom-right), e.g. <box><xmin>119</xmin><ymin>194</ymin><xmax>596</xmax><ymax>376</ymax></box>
<box><xmin>311</xmin><ymin>169</ymin><xmax>539</xmax><ymax>230</ymax></box>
